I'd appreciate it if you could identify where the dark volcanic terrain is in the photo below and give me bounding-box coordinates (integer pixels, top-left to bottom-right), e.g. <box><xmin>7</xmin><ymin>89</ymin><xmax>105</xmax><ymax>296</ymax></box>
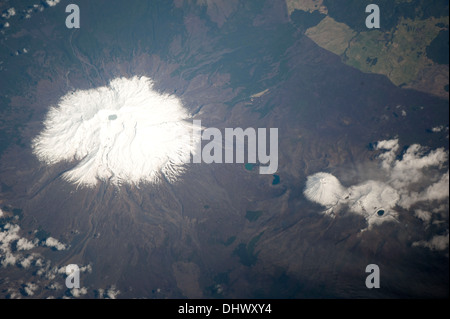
<box><xmin>0</xmin><ymin>0</ymin><xmax>448</xmax><ymax>298</ymax></box>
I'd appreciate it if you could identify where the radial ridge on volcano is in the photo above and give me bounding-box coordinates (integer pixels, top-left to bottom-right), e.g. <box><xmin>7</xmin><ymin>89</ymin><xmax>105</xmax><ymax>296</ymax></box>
<box><xmin>303</xmin><ymin>172</ymin><xmax>346</xmax><ymax>207</ymax></box>
<box><xmin>32</xmin><ymin>76</ymin><xmax>197</xmax><ymax>187</ymax></box>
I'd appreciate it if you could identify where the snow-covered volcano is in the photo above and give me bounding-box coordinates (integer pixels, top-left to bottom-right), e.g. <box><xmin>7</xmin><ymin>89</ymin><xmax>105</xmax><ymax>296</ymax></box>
<box><xmin>32</xmin><ymin>76</ymin><xmax>198</xmax><ymax>187</ymax></box>
<box><xmin>303</xmin><ymin>172</ymin><xmax>346</xmax><ymax>207</ymax></box>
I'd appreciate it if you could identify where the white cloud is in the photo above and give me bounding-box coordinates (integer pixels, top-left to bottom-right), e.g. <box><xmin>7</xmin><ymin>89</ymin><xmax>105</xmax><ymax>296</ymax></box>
<box><xmin>418</xmin><ymin>171</ymin><xmax>449</xmax><ymax>202</ymax></box>
<box><xmin>413</xmin><ymin>233</ymin><xmax>449</xmax><ymax>251</ymax></box>
<box><xmin>37</xmin><ymin>263</ymin><xmax>64</xmax><ymax>280</ymax></box>
<box><xmin>16</xmin><ymin>238</ymin><xmax>37</xmax><ymax>250</ymax></box>
<box><xmin>414</xmin><ymin>209</ymin><xmax>432</xmax><ymax>224</ymax></box>
<box><xmin>19</xmin><ymin>254</ymin><xmax>35</xmax><ymax>269</ymax></box>
<box><xmin>7</xmin><ymin>289</ymin><xmax>21</xmax><ymax>299</ymax></box>
<box><xmin>71</xmin><ymin>287</ymin><xmax>88</xmax><ymax>298</ymax></box>
<box><xmin>389</xmin><ymin>145</ymin><xmax>447</xmax><ymax>188</ymax></box>
<box><xmin>23</xmin><ymin>282</ymin><xmax>38</xmax><ymax>296</ymax></box>
<box><xmin>44</xmin><ymin>237</ymin><xmax>67</xmax><ymax>251</ymax></box>
<box><xmin>32</xmin><ymin>76</ymin><xmax>198</xmax><ymax>187</ymax></box>
<box><xmin>0</xmin><ymin>223</ymin><xmax>20</xmax><ymax>244</ymax></box>
<box><xmin>47</xmin><ymin>283</ymin><xmax>63</xmax><ymax>290</ymax></box>
<box><xmin>24</xmin><ymin>5</ymin><xmax>42</xmax><ymax>20</ymax></box>
<box><xmin>2</xmin><ymin>252</ymin><xmax>17</xmax><ymax>267</ymax></box>
<box><xmin>305</xmin><ymin>175</ymin><xmax>399</xmax><ymax>229</ymax></box>
<box><xmin>35</xmin><ymin>258</ymin><xmax>44</xmax><ymax>267</ymax></box>
<box><xmin>1</xmin><ymin>221</ymin><xmax>64</xmax><ymax>275</ymax></box>
<box><xmin>0</xmin><ymin>2</ymin><xmax>59</xmax><ymax>26</ymax></box>
<box><xmin>1</xmin><ymin>8</ymin><xmax>16</xmax><ymax>19</ymax></box>
<box><xmin>398</xmin><ymin>171</ymin><xmax>449</xmax><ymax>210</ymax></box>
<box><xmin>0</xmin><ymin>208</ymin><xmax>3</xmax><ymax>217</ymax></box>
<box><xmin>106</xmin><ymin>286</ymin><xmax>120</xmax><ymax>299</ymax></box>
<box><xmin>432</xmin><ymin>204</ymin><xmax>448</xmax><ymax>214</ymax></box>
<box><xmin>98</xmin><ymin>286</ymin><xmax>121</xmax><ymax>299</ymax></box>
<box><xmin>36</xmin><ymin>260</ymin><xmax>54</xmax><ymax>278</ymax></box>
<box><xmin>375</xmin><ymin>138</ymin><xmax>399</xmax><ymax>170</ymax></box>
<box><xmin>45</xmin><ymin>0</ymin><xmax>61</xmax><ymax>7</ymax></box>
<box><xmin>344</xmin><ymin>180</ymin><xmax>399</xmax><ymax>228</ymax></box>
<box><xmin>40</xmin><ymin>263</ymin><xmax>91</xmax><ymax>282</ymax></box>
<box><xmin>304</xmin><ymin>139</ymin><xmax>449</xmax><ymax>232</ymax></box>
<box><xmin>57</xmin><ymin>265</ymin><xmax>66</xmax><ymax>274</ymax></box>
<box><xmin>0</xmin><ymin>205</ymin><xmax>102</xmax><ymax>298</ymax></box>
<box><xmin>1</xmin><ymin>223</ymin><xmax>21</xmax><ymax>267</ymax></box>
<box><xmin>376</xmin><ymin>139</ymin><xmax>399</xmax><ymax>151</ymax></box>
<box><xmin>431</xmin><ymin>126</ymin><xmax>448</xmax><ymax>133</ymax></box>
<box><xmin>79</xmin><ymin>264</ymin><xmax>93</xmax><ymax>273</ymax></box>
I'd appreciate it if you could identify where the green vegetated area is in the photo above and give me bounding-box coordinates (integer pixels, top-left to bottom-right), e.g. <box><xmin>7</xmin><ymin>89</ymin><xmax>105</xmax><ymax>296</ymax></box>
<box><xmin>305</xmin><ymin>16</ymin><xmax>357</xmax><ymax>56</ymax></box>
<box><xmin>301</xmin><ymin>0</ymin><xmax>449</xmax><ymax>90</ymax></box>
<box><xmin>344</xmin><ymin>16</ymin><xmax>449</xmax><ymax>85</ymax></box>
<box><xmin>324</xmin><ymin>0</ymin><xmax>449</xmax><ymax>32</ymax></box>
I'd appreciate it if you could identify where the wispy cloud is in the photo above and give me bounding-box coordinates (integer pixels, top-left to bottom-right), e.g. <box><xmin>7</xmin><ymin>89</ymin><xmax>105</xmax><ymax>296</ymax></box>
<box><xmin>413</xmin><ymin>232</ymin><xmax>449</xmax><ymax>251</ymax></box>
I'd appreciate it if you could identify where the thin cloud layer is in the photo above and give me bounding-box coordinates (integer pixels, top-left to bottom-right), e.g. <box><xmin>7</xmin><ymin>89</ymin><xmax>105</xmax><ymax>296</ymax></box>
<box><xmin>304</xmin><ymin>139</ymin><xmax>449</xmax><ymax>233</ymax></box>
<box><xmin>33</xmin><ymin>76</ymin><xmax>198</xmax><ymax>187</ymax></box>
